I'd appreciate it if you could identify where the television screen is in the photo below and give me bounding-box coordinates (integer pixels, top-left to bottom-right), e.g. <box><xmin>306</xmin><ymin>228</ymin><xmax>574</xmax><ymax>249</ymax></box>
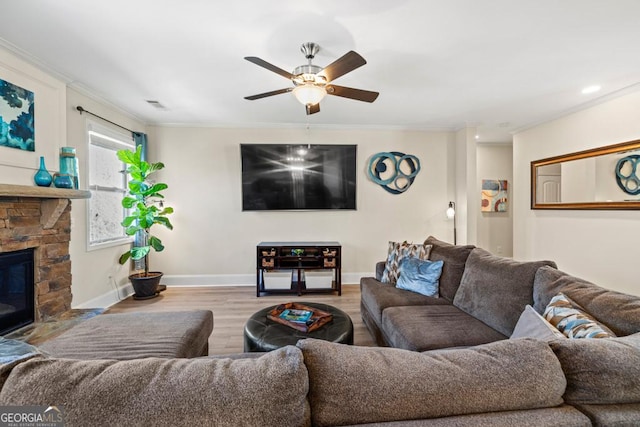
<box><xmin>241</xmin><ymin>144</ymin><xmax>357</xmax><ymax>211</ymax></box>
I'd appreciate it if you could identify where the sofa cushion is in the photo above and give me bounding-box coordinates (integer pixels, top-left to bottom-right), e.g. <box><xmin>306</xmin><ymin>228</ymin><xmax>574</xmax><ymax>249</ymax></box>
<box><xmin>510</xmin><ymin>305</ymin><xmax>566</xmax><ymax>341</ymax></box>
<box><xmin>375</xmin><ymin>261</ymin><xmax>386</xmax><ymax>281</ymax></box>
<box><xmin>544</xmin><ymin>293</ymin><xmax>616</xmax><ymax>339</ymax></box>
<box><xmin>0</xmin><ymin>346</ymin><xmax>310</xmax><ymax>427</ymax></box>
<box><xmin>339</xmin><ymin>406</ymin><xmax>590</xmax><ymax>427</ymax></box>
<box><xmin>396</xmin><ymin>258</ymin><xmax>444</xmax><ymax>297</ymax></box>
<box><xmin>572</xmin><ymin>403</ymin><xmax>640</xmax><ymax>427</ymax></box>
<box><xmin>39</xmin><ymin>310</ymin><xmax>214</xmax><ymax>359</ymax></box>
<box><xmin>381</xmin><ymin>241</ymin><xmax>432</xmax><ymax>284</ymax></box>
<box><xmin>549</xmin><ymin>333</ymin><xmax>640</xmax><ymax>405</ymax></box>
<box><xmin>534</xmin><ymin>266</ymin><xmax>640</xmax><ymax>336</ymax></box>
<box><xmin>297</xmin><ymin>338</ymin><xmax>566</xmax><ymax>427</ymax></box>
<box><xmin>424</xmin><ymin>236</ymin><xmax>475</xmax><ymax>302</ymax></box>
<box><xmin>381</xmin><ymin>305</ymin><xmax>507</xmax><ymax>351</ymax></box>
<box><xmin>453</xmin><ymin>248</ymin><xmax>556</xmax><ymax>336</ymax></box>
<box><xmin>360</xmin><ymin>277</ymin><xmax>450</xmax><ymax>326</ymax></box>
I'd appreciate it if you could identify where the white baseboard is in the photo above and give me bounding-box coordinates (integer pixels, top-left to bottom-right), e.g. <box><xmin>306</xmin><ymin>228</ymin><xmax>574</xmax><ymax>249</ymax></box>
<box><xmin>161</xmin><ymin>272</ymin><xmax>373</xmax><ymax>287</ymax></box>
<box><xmin>161</xmin><ymin>274</ymin><xmax>255</xmax><ymax>286</ymax></box>
<box><xmin>72</xmin><ymin>272</ymin><xmax>376</xmax><ymax>308</ymax></box>
<box><xmin>72</xmin><ymin>283</ymin><xmax>134</xmax><ymax>309</ymax></box>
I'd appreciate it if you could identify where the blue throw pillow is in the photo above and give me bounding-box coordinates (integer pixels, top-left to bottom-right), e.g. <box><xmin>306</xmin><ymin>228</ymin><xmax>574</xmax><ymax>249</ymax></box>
<box><xmin>0</xmin><ymin>337</ymin><xmax>46</xmax><ymax>364</ymax></box>
<box><xmin>396</xmin><ymin>258</ymin><xmax>444</xmax><ymax>297</ymax></box>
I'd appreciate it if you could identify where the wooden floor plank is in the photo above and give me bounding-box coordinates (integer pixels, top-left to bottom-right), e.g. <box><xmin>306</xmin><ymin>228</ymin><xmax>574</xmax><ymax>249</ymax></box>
<box><xmin>106</xmin><ymin>284</ymin><xmax>376</xmax><ymax>355</ymax></box>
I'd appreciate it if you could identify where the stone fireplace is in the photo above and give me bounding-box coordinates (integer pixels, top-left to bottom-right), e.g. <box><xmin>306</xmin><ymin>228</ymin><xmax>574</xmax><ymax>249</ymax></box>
<box><xmin>0</xmin><ymin>184</ymin><xmax>90</xmax><ymax>333</ymax></box>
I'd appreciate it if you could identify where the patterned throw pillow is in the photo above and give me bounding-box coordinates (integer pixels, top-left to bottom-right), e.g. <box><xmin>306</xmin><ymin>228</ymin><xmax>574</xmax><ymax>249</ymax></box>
<box><xmin>381</xmin><ymin>242</ymin><xmax>432</xmax><ymax>284</ymax></box>
<box><xmin>543</xmin><ymin>293</ymin><xmax>616</xmax><ymax>339</ymax></box>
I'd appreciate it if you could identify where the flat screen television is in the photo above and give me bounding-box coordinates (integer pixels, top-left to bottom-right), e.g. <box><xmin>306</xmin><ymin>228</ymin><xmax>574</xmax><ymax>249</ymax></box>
<box><xmin>241</xmin><ymin>144</ymin><xmax>357</xmax><ymax>211</ymax></box>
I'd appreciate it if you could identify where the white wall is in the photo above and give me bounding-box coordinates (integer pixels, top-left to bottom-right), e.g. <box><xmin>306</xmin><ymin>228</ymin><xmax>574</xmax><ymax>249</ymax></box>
<box><xmin>514</xmin><ymin>89</ymin><xmax>640</xmax><ymax>296</ymax></box>
<box><xmin>66</xmin><ymin>88</ymin><xmax>147</xmax><ymax>308</ymax></box>
<box><xmin>147</xmin><ymin>126</ymin><xmax>456</xmax><ymax>285</ymax></box>
<box><xmin>476</xmin><ymin>143</ymin><xmax>513</xmax><ymax>256</ymax></box>
<box><xmin>454</xmin><ymin>127</ymin><xmax>478</xmax><ymax>245</ymax></box>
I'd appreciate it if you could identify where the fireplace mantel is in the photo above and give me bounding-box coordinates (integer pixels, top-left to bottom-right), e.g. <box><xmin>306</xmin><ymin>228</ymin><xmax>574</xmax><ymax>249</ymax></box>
<box><xmin>0</xmin><ymin>184</ymin><xmax>91</xmax><ymax>199</ymax></box>
<box><xmin>0</xmin><ymin>184</ymin><xmax>91</xmax><ymax>230</ymax></box>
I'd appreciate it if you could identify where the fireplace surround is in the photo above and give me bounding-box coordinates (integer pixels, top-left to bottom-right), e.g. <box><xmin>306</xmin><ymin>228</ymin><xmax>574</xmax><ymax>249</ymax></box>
<box><xmin>0</xmin><ymin>184</ymin><xmax>90</xmax><ymax>334</ymax></box>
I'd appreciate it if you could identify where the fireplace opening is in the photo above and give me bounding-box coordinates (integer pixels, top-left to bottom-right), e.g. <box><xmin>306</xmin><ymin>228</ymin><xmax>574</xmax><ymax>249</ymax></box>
<box><xmin>0</xmin><ymin>248</ymin><xmax>35</xmax><ymax>335</ymax></box>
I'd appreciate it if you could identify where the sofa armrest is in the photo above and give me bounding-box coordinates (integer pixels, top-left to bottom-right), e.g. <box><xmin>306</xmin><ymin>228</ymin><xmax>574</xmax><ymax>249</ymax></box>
<box><xmin>375</xmin><ymin>261</ymin><xmax>386</xmax><ymax>281</ymax></box>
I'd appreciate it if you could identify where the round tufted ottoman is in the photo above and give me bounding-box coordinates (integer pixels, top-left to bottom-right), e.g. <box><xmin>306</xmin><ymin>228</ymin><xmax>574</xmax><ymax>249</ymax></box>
<box><xmin>243</xmin><ymin>302</ymin><xmax>354</xmax><ymax>352</ymax></box>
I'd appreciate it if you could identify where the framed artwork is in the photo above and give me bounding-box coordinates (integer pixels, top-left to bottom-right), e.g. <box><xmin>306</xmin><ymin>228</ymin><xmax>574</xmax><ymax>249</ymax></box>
<box><xmin>481</xmin><ymin>179</ymin><xmax>508</xmax><ymax>212</ymax></box>
<box><xmin>0</xmin><ymin>50</ymin><xmax>65</xmax><ymax>176</ymax></box>
<box><xmin>0</xmin><ymin>77</ymin><xmax>34</xmax><ymax>152</ymax></box>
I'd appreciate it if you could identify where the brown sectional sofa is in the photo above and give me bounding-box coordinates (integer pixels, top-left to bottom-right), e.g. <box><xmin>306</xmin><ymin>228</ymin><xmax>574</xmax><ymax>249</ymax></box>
<box><xmin>359</xmin><ymin>235</ymin><xmax>640</xmax><ymax>425</ymax></box>
<box><xmin>363</xmin><ymin>236</ymin><xmax>555</xmax><ymax>350</ymax></box>
<box><xmin>2</xmin><ymin>237</ymin><xmax>639</xmax><ymax>425</ymax></box>
<box><xmin>3</xmin><ymin>335</ymin><xmax>639</xmax><ymax>426</ymax></box>
<box><xmin>0</xmin><ymin>339</ymin><xmax>608</xmax><ymax>427</ymax></box>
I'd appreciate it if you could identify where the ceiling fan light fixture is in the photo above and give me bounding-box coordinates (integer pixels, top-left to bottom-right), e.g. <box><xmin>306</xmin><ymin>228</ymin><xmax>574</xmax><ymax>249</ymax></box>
<box><xmin>293</xmin><ymin>84</ymin><xmax>327</xmax><ymax>105</ymax></box>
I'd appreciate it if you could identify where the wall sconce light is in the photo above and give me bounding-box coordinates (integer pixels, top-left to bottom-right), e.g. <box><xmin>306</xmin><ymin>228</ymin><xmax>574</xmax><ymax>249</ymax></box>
<box><xmin>446</xmin><ymin>201</ymin><xmax>457</xmax><ymax>245</ymax></box>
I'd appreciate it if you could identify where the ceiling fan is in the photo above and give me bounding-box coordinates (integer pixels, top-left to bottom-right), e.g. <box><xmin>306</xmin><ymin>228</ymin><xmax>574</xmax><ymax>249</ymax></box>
<box><xmin>244</xmin><ymin>42</ymin><xmax>379</xmax><ymax>115</ymax></box>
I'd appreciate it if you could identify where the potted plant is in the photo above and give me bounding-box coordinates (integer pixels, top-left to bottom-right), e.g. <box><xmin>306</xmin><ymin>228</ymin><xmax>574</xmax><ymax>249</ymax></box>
<box><xmin>117</xmin><ymin>145</ymin><xmax>174</xmax><ymax>299</ymax></box>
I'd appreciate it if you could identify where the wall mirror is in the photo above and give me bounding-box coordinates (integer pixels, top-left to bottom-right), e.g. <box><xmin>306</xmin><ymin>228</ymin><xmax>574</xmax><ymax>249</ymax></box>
<box><xmin>531</xmin><ymin>139</ymin><xmax>640</xmax><ymax>210</ymax></box>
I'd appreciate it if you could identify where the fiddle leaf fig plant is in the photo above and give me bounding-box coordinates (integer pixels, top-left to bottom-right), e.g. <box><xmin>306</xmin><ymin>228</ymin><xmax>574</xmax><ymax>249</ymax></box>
<box><xmin>117</xmin><ymin>145</ymin><xmax>174</xmax><ymax>276</ymax></box>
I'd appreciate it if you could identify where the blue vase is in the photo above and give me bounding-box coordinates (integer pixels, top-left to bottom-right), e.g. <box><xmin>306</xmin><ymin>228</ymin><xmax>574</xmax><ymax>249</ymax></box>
<box><xmin>53</xmin><ymin>173</ymin><xmax>74</xmax><ymax>189</ymax></box>
<box><xmin>34</xmin><ymin>156</ymin><xmax>53</xmax><ymax>187</ymax></box>
<box><xmin>60</xmin><ymin>147</ymin><xmax>79</xmax><ymax>189</ymax></box>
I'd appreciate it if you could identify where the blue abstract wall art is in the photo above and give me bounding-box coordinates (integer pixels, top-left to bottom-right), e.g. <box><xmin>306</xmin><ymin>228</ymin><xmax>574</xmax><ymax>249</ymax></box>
<box><xmin>367</xmin><ymin>151</ymin><xmax>421</xmax><ymax>194</ymax></box>
<box><xmin>0</xmin><ymin>77</ymin><xmax>35</xmax><ymax>152</ymax></box>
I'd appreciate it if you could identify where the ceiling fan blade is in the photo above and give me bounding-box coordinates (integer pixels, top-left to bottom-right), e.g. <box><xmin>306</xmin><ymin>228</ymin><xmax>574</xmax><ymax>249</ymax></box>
<box><xmin>318</xmin><ymin>51</ymin><xmax>366</xmax><ymax>82</ymax></box>
<box><xmin>306</xmin><ymin>103</ymin><xmax>320</xmax><ymax>115</ymax></box>
<box><xmin>326</xmin><ymin>85</ymin><xmax>379</xmax><ymax>103</ymax></box>
<box><xmin>244</xmin><ymin>57</ymin><xmax>294</xmax><ymax>80</ymax></box>
<box><xmin>244</xmin><ymin>88</ymin><xmax>293</xmax><ymax>100</ymax></box>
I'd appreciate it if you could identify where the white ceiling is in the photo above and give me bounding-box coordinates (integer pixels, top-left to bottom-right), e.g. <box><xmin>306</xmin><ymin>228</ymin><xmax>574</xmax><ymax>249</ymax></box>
<box><xmin>2</xmin><ymin>0</ymin><xmax>640</xmax><ymax>142</ymax></box>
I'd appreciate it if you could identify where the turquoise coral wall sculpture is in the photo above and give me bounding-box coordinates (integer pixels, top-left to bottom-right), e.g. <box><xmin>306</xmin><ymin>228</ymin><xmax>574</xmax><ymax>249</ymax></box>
<box><xmin>367</xmin><ymin>151</ymin><xmax>421</xmax><ymax>194</ymax></box>
<box><xmin>616</xmin><ymin>155</ymin><xmax>640</xmax><ymax>195</ymax></box>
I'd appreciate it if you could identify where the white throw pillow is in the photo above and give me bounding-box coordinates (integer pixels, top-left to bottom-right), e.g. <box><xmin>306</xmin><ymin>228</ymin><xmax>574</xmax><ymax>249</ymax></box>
<box><xmin>511</xmin><ymin>305</ymin><xmax>566</xmax><ymax>341</ymax></box>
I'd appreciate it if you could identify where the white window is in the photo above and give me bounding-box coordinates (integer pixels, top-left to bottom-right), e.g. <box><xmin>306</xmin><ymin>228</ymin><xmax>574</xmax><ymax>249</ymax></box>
<box><xmin>86</xmin><ymin>121</ymin><xmax>135</xmax><ymax>250</ymax></box>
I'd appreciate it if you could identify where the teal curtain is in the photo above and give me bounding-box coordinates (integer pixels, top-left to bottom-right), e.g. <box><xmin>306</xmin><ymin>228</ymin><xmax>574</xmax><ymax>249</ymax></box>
<box><xmin>133</xmin><ymin>132</ymin><xmax>147</xmax><ymax>161</ymax></box>
<box><xmin>132</xmin><ymin>132</ymin><xmax>148</xmax><ymax>272</ymax></box>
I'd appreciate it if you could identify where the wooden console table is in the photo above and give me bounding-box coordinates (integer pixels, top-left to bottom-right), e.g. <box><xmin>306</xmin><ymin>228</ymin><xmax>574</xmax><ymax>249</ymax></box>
<box><xmin>256</xmin><ymin>241</ymin><xmax>341</xmax><ymax>297</ymax></box>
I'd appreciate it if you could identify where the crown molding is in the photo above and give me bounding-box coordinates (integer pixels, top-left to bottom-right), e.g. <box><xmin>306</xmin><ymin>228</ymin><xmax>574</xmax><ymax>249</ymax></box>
<box><xmin>0</xmin><ymin>36</ymin><xmax>149</xmax><ymax>127</ymax></box>
<box><xmin>0</xmin><ymin>37</ymin><xmax>73</xmax><ymax>84</ymax></box>
<box><xmin>513</xmin><ymin>82</ymin><xmax>640</xmax><ymax>135</ymax></box>
<box><xmin>67</xmin><ymin>82</ymin><xmax>148</xmax><ymax>126</ymax></box>
<box><xmin>147</xmin><ymin>120</ymin><xmax>457</xmax><ymax>132</ymax></box>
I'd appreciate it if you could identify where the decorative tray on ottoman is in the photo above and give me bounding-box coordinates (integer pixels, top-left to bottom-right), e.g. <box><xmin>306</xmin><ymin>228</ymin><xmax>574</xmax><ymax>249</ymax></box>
<box><xmin>267</xmin><ymin>302</ymin><xmax>333</xmax><ymax>333</ymax></box>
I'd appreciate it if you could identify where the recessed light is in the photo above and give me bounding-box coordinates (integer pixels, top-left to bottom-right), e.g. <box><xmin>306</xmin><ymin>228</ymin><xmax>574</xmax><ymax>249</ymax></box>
<box><xmin>581</xmin><ymin>85</ymin><xmax>601</xmax><ymax>95</ymax></box>
<box><xmin>475</xmin><ymin>134</ymin><xmax>479</xmax><ymax>140</ymax></box>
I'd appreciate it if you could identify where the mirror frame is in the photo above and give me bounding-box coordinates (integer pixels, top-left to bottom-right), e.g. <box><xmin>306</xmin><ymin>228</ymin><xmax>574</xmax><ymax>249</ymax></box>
<box><xmin>531</xmin><ymin>139</ymin><xmax>640</xmax><ymax>210</ymax></box>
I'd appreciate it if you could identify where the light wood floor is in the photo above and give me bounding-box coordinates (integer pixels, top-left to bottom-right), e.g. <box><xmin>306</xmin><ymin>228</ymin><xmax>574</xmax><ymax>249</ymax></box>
<box><xmin>106</xmin><ymin>284</ymin><xmax>376</xmax><ymax>355</ymax></box>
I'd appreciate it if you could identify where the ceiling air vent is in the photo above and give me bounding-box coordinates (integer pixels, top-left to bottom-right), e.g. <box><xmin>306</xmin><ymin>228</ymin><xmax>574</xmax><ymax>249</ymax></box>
<box><xmin>145</xmin><ymin>100</ymin><xmax>166</xmax><ymax>110</ymax></box>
